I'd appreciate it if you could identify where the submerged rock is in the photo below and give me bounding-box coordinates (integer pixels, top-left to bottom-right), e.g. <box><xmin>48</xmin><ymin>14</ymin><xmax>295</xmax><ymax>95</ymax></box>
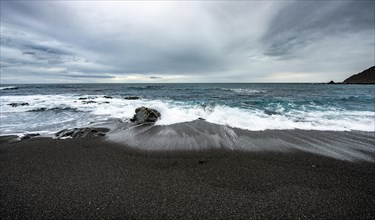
<box><xmin>21</xmin><ymin>133</ymin><xmax>40</xmax><ymax>140</ymax></box>
<box><xmin>55</xmin><ymin>128</ymin><xmax>108</xmax><ymax>139</ymax></box>
<box><xmin>8</xmin><ymin>103</ymin><xmax>29</xmax><ymax>107</ymax></box>
<box><xmin>27</xmin><ymin>107</ymin><xmax>78</xmax><ymax>112</ymax></box>
<box><xmin>103</xmin><ymin>95</ymin><xmax>113</xmax><ymax>99</ymax></box>
<box><xmin>124</xmin><ymin>96</ymin><xmax>140</xmax><ymax>100</ymax></box>
<box><xmin>82</xmin><ymin>100</ymin><xmax>97</xmax><ymax>104</ymax></box>
<box><xmin>264</xmin><ymin>109</ymin><xmax>281</xmax><ymax>116</ymax></box>
<box><xmin>130</xmin><ymin>107</ymin><xmax>161</xmax><ymax>124</ymax></box>
<box><xmin>79</xmin><ymin>96</ymin><xmax>97</xmax><ymax>100</ymax></box>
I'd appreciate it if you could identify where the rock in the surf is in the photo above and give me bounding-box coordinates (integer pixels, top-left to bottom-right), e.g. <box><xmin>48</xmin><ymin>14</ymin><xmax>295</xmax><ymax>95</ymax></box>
<box><xmin>130</xmin><ymin>107</ymin><xmax>161</xmax><ymax>124</ymax></box>
<box><xmin>82</xmin><ymin>100</ymin><xmax>97</xmax><ymax>104</ymax></box>
<box><xmin>21</xmin><ymin>133</ymin><xmax>40</xmax><ymax>140</ymax></box>
<box><xmin>8</xmin><ymin>103</ymin><xmax>29</xmax><ymax>107</ymax></box>
<box><xmin>55</xmin><ymin>128</ymin><xmax>108</xmax><ymax>139</ymax></box>
<box><xmin>124</xmin><ymin>96</ymin><xmax>140</xmax><ymax>100</ymax></box>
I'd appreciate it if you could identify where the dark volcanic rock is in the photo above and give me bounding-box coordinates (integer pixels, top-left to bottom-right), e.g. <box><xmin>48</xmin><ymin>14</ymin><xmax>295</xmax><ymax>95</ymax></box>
<box><xmin>124</xmin><ymin>96</ymin><xmax>140</xmax><ymax>100</ymax></box>
<box><xmin>264</xmin><ymin>109</ymin><xmax>281</xmax><ymax>116</ymax></box>
<box><xmin>82</xmin><ymin>100</ymin><xmax>97</xmax><ymax>104</ymax></box>
<box><xmin>343</xmin><ymin>66</ymin><xmax>375</xmax><ymax>84</ymax></box>
<box><xmin>130</xmin><ymin>107</ymin><xmax>161</xmax><ymax>124</ymax></box>
<box><xmin>103</xmin><ymin>96</ymin><xmax>113</xmax><ymax>99</ymax></box>
<box><xmin>28</xmin><ymin>107</ymin><xmax>47</xmax><ymax>112</ymax></box>
<box><xmin>27</xmin><ymin>107</ymin><xmax>78</xmax><ymax>112</ymax></box>
<box><xmin>79</xmin><ymin>96</ymin><xmax>97</xmax><ymax>100</ymax></box>
<box><xmin>328</xmin><ymin>80</ymin><xmax>335</xmax><ymax>84</ymax></box>
<box><xmin>21</xmin><ymin>133</ymin><xmax>40</xmax><ymax>140</ymax></box>
<box><xmin>8</xmin><ymin>103</ymin><xmax>29</xmax><ymax>107</ymax></box>
<box><xmin>55</xmin><ymin>128</ymin><xmax>108</xmax><ymax>139</ymax></box>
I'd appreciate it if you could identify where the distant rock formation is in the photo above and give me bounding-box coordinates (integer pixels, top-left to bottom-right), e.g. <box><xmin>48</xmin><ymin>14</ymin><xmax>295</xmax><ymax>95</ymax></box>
<box><xmin>343</xmin><ymin>66</ymin><xmax>375</xmax><ymax>84</ymax></box>
<box><xmin>328</xmin><ymin>80</ymin><xmax>335</xmax><ymax>84</ymax></box>
<box><xmin>130</xmin><ymin>107</ymin><xmax>161</xmax><ymax>124</ymax></box>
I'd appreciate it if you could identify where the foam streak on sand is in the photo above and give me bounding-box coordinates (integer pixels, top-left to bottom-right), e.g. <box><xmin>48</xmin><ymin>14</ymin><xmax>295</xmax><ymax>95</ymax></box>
<box><xmin>107</xmin><ymin>120</ymin><xmax>375</xmax><ymax>162</ymax></box>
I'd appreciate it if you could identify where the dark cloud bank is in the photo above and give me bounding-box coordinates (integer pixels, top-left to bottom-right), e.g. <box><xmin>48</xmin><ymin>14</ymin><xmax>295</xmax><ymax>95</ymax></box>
<box><xmin>0</xmin><ymin>1</ymin><xmax>374</xmax><ymax>83</ymax></box>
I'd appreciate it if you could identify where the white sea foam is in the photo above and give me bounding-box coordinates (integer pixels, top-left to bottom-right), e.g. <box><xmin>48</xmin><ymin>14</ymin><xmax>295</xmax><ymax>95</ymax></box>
<box><xmin>1</xmin><ymin>94</ymin><xmax>374</xmax><ymax>135</ymax></box>
<box><xmin>221</xmin><ymin>88</ymin><xmax>265</xmax><ymax>94</ymax></box>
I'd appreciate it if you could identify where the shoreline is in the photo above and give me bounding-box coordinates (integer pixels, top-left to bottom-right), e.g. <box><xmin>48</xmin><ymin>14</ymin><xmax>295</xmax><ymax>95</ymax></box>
<box><xmin>1</xmin><ymin>132</ymin><xmax>375</xmax><ymax>219</ymax></box>
<box><xmin>2</xmin><ymin>121</ymin><xmax>375</xmax><ymax>162</ymax></box>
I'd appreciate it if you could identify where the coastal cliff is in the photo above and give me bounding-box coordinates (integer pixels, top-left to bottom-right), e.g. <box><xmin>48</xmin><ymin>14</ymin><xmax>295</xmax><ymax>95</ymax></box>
<box><xmin>343</xmin><ymin>66</ymin><xmax>375</xmax><ymax>84</ymax></box>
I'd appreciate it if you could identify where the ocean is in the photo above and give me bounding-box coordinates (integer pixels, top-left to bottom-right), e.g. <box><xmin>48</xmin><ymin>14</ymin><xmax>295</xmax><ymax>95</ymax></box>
<box><xmin>1</xmin><ymin>83</ymin><xmax>374</xmax><ymax>136</ymax></box>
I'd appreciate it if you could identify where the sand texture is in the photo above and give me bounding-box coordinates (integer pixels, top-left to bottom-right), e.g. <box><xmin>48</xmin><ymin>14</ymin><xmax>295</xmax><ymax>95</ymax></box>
<box><xmin>1</xmin><ymin>136</ymin><xmax>375</xmax><ymax>219</ymax></box>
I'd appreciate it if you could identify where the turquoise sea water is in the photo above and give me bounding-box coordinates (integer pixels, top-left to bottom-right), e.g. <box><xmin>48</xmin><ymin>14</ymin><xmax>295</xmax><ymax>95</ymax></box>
<box><xmin>1</xmin><ymin>83</ymin><xmax>374</xmax><ymax>135</ymax></box>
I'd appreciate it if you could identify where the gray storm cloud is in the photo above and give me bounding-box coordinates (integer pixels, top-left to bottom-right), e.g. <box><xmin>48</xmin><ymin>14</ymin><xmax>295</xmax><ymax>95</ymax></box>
<box><xmin>0</xmin><ymin>1</ymin><xmax>374</xmax><ymax>83</ymax></box>
<box><xmin>262</xmin><ymin>1</ymin><xmax>374</xmax><ymax>57</ymax></box>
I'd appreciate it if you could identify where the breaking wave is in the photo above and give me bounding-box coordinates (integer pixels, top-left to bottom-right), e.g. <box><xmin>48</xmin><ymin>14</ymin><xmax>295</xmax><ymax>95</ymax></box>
<box><xmin>1</xmin><ymin>94</ymin><xmax>374</xmax><ymax>135</ymax></box>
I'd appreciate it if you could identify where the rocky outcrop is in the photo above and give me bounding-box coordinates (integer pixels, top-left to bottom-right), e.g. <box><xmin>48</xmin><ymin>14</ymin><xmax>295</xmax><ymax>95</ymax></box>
<box><xmin>343</xmin><ymin>66</ymin><xmax>375</xmax><ymax>84</ymax></box>
<box><xmin>8</xmin><ymin>103</ymin><xmax>29</xmax><ymax>107</ymax></box>
<box><xmin>55</xmin><ymin>127</ymin><xmax>108</xmax><ymax>139</ymax></box>
<box><xmin>130</xmin><ymin>107</ymin><xmax>161</xmax><ymax>124</ymax></box>
<box><xmin>124</xmin><ymin>96</ymin><xmax>140</xmax><ymax>100</ymax></box>
<box><xmin>78</xmin><ymin>96</ymin><xmax>97</xmax><ymax>100</ymax></box>
<box><xmin>21</xmin><ymin>133</ymin><xmax>40</xmax><ymax>140</ymax></box>
<box><xmin>82</xmin><ymin>100</ymin><xmax>97</xmax><ymax>104</ymax></box>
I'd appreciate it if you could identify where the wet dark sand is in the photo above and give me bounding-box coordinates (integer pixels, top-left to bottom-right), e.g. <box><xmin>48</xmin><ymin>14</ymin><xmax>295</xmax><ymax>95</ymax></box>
<box><xmin>1</xmin><ymin>136</ymin><xmax>375</xmax><ymax>219</ymax></box>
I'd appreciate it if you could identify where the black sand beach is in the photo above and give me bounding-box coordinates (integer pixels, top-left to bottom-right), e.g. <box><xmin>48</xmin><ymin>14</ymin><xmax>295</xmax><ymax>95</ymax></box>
<box><xmin>1</xmin><ymin>133</ymin><xmax>375</xmax><ymax>219</ymax></box>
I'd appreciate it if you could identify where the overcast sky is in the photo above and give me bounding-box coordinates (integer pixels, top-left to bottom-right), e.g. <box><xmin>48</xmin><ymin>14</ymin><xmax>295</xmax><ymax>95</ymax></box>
<box><xmin>1</xmin><ymin>1</ymin><xmax>374</xmax><ymax>83</ymax></box>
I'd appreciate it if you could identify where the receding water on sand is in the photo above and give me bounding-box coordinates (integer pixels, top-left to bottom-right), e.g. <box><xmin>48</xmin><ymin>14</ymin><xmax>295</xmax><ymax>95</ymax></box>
<box><xmin>106</xmin><ymin>120</ymin><xmax>375</xmax><ymax>162</ymax></box>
